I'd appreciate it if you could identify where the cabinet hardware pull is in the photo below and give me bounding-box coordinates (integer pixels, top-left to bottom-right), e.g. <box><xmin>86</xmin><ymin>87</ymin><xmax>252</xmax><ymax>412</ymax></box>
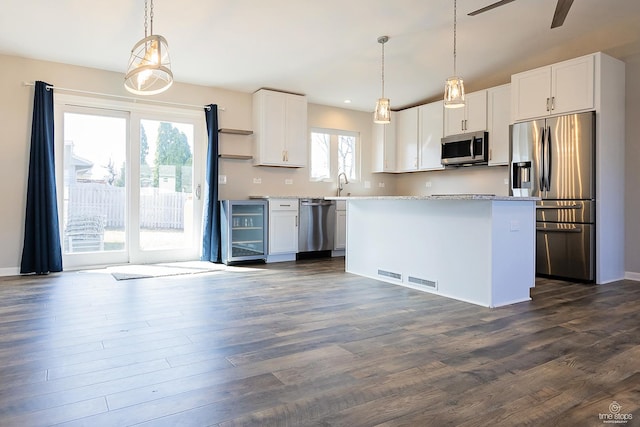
<box><xmin>551</xmin><ymin>96</ymin><xmax>555</xmax><ymax>111</ymax></box>
<box><xmin>546</xmin><ymin>97</ymin><xmax>550</xmax><ymax>111</ymax></box>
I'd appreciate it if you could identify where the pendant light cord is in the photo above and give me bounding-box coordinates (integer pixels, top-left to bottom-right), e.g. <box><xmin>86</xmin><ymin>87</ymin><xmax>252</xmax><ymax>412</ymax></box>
<box><xmin>381</xmin><ymin>39</ymin><xmax>385</xmax><ymax>98</ymax></box>
<box><xmin>144</xmin><ymin>0</ymin><xmax>148</xmax><ymax>38</ymax></box>
<box><xmin>150</xmin><ymin>0</ymin><xmax>154</xmax><ymax>36</ymax></box>
<box><xmin>453</xmin><ymin>0</ymin><xmax>457</xmax><ymax>76</ymax></box>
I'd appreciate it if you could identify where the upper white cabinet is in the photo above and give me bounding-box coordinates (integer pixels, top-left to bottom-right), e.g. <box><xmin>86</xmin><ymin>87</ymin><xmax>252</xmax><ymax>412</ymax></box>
<box><xmin>443</xmin><ymin>90</ymin><xmax>487</xmax><ymax>136</ymax></box>
<box><xmin>253</xmin><ymin>89</ymin><xmax>308</xmax><ymax>167</ymax></box>
<box><xmin>418</xmin><ymin>100</ymin><xmax>444</xmax><ymax>171</ymax></box>
<box><xmin>487</xmin><ymin>84</ymin><xmax>511</xmax><ymax>166</ymax></box>
<box><xmin>395</xmin><ymin>107</ymin><xmax>419</xmax><ymax>172</ymax></box>
<box><xmin>511</xmin><ymin>54</ymin><xmax>595</xmax><ymax>122</ymax></box>
<box><xmin>371</xmin><ymin>111</ymin><xmax>396</xmax><ymax>173</ymax></box>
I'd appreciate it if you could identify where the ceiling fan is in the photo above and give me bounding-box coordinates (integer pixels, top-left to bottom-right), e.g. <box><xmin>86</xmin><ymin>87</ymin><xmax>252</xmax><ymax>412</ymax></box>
<box><xmin>468</xmin><ymin>0</ymin><xmax>574</xmax><ymax>29</ymax></box>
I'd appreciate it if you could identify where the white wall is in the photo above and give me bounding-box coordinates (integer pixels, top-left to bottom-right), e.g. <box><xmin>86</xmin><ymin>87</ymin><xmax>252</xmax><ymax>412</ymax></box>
<box><xmin>624</xmin><ymin>52</ymin><xmax>640</xmax><ymax>278</ymax></box>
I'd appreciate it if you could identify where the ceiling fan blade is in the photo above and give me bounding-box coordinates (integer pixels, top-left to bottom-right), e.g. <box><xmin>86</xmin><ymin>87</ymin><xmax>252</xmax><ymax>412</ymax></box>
<box><xmin>467</xmin><ymin>0</ymin><xmax>517</xmax><ymax>16</ymax></box>
<box><xmin>551</xmin><ymin>0</ymin><xmax>574</xmax><ymax>28</ymax></box>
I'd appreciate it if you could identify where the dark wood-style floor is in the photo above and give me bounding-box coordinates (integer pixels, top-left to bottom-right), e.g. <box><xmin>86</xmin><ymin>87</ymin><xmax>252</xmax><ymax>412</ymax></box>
<box><xmin>0</xmin><ymin>258</ymin><xmax>639</xmax><ymax>426</ymax></box>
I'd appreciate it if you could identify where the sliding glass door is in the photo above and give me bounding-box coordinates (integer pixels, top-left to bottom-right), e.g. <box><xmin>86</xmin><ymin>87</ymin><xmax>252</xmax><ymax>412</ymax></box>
<box><xmin>56</xmin><ymin>96</ymin><xmax>204</xmax><ymax>269</ymax></box>
<box><xmin>131</xmin><ymin>117</ymin><xmax>199</xmax><ymax>264</ymax></box>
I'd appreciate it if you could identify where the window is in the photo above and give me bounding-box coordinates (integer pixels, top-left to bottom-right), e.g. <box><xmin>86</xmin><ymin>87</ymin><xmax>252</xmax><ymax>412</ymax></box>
<box><xmin>309</xmin><ymin>128</ymin><xmax>359</xmax><ymax>182</ymax></box>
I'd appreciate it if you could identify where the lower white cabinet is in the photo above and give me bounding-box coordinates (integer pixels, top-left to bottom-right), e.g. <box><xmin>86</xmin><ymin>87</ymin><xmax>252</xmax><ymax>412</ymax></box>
<box><xmin>334</xmin><ymin>200</ymin><xmax>346</xmax><ymax>251</ymax></box>
<box><xmin>268</xmin><ymin>199</ymin><xmax>298</xmax><ymax>262</ymax></box>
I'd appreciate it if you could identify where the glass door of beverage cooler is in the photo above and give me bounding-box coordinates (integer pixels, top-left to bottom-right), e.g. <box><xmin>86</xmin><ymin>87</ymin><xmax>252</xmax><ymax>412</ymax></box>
<box><xmin>221</xmin><ymin>200</ymin><xmax>267</xmax><ymax>264</ymax></box>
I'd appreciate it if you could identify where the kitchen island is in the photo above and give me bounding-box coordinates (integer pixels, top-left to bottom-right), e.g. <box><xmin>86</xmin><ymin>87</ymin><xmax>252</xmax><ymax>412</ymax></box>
<box><xmin>326</xmin><ymin>195</ymin><xmax>538</xmax><ymax>308</ymax></box>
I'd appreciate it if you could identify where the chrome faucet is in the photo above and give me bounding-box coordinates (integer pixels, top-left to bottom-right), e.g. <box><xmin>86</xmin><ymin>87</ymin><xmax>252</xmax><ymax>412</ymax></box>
<box><xmin>337</xmin><ymin>172</ymin><xmax>349</xmax><ymax>196</ymax></box>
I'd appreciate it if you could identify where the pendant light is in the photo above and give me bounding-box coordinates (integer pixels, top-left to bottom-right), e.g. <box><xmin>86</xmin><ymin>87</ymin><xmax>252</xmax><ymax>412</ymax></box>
<box><xmin>124</xmin><ymin>0</ymin><xmax>173</xmax><ymax>95</ymax></box>
<box><xmin>444</xmin><ymin>0</ymin><xmax>465</xmax><ymax>108</ymax></box>
<box><xmin>373</xmin><ymin>35</ymin><xmax>391</xmax><ymax>124</ymax></box>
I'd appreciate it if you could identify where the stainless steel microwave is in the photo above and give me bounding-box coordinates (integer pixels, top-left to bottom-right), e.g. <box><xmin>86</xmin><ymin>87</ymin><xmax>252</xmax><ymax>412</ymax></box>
<box><xmin>441</xmin><ymin>131</ymin><xmax>489</xmax><ymax>166</ymax></box>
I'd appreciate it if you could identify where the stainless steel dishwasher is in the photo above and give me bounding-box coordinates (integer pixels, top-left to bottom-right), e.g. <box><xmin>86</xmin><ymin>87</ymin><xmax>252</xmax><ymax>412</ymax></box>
<box><xmin>298</xmin><ymin>198</ymin><xmax>336</xmax><ymax>252</ymax></box>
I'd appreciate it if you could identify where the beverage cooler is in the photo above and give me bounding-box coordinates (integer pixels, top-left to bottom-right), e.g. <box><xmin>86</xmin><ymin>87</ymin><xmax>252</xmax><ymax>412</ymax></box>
<box><xmin>220</xmin><ymin>200</ymin><xmax>267</xmax><ymax>265</ymax></box>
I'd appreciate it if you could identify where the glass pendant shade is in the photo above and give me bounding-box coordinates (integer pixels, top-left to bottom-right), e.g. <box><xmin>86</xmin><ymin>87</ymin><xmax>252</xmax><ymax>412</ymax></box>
<box><xmin>374</xmin><ymin>97</ymin><xmax>391</xmax><ymax>124</ymax></box>
<box><xmin>444</xmin><ymin>76</ymin><xmax>465</xmax><ymax>108</ymax></box>
<box><xmin>125</xmin><ymin>34</ymin><xmax>173</xmax><ymax>95</ymax></box>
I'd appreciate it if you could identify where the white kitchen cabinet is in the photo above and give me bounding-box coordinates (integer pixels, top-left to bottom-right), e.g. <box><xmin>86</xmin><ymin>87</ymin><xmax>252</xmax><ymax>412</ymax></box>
<box><xmin>395</xmin><ymin>107</ymin><xmax>419</xmax><ymax>172</ymax></box>
<box><xmin>371</xmin><ymin>111</ymin><xmax>396</xmax><ymax>173</ymax></box>
<box><xmin>443</xmin><ymin>90</ymin><xmax>487</xmax><ymax>136</ymax></box>
<box><xmin>334</xmin><ymin>200</ymin><xmax>346</xmax><ymax>251</ymax></box>
<box><xmin>511</xmin><ymin>54</ymin><xmax>594</xmax><ymax>122</ymax></box>
<box><xmin>487</xmin><ymin>84</ymin><xmax>510</xmax><ymax>166</ymax></box>
<box><xmin>268</xmin><ymin>199</ymin><xmax>298</xmax><ymax>262</ymax></box>
<box><xmin>253</xmin><ymin>89</ymin><xmax>307</xmax><ymax>167</ymax></box>
<box><xmin>418</xmin><ymin>100</ymin><xmax>444</xmax><ymax>170</ymax></box>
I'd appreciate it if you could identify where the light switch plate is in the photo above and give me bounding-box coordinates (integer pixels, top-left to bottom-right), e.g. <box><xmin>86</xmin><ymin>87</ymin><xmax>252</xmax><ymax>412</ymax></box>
<box><xmin>219</xmin><ymin>175</ymin><xmax>227</xmax><ymax>184</ymax></box>
<box><xmin>378</xmin><ymin>182</ymin><xmax>385</xmax><ymax>188</ymax></box>
<box><xmin>253</xmin><ymin>178</ymin><xmax>262</xmax><ymax>184</ymax></box>
<box><xmin>285</xmin><ymin>179</ymin><xmax>293</xmax><ymax>185</ymax></box>
<box><xmin>364</xmin><ymin>180</ymin><xmax>371</xmax><ymax>189</ymax></box>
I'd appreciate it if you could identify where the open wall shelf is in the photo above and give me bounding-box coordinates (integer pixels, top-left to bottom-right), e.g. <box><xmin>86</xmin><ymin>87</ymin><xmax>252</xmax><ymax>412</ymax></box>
<box><xmin>218</xmin><ymin>128</ymin><xmax>253</xmax><ymax>160</ymax></box>
<box><xmin>219</xmin><ymin>128</ymin><xmax>253</xmax><ymax>135</ymax></box>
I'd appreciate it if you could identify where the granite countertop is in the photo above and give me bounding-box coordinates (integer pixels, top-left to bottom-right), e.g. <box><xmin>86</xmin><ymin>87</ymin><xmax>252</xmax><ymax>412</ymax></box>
<box><xmin>249</xmin><ymin>195</ymin><xmax>330</xmax><ymax>200</ymax></box>
<box><xmin>325</xmin><ymin>194</ymin><xmax>540</xmax><ymax>201</ymax></box>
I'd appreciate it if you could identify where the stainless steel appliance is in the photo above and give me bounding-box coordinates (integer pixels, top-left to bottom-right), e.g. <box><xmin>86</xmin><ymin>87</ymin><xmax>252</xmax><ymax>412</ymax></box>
<box><xmin>441</xmin><ymin>131</ymin><xmax>489</xmax><ymax>166</ymax></box>
<box><xmin>220</xmin><ymin>200</ymin><xmax>267</xmax><ymax>264</ymax></box>
<box><xmin>298</xmin><ymin>198</ymin><xmax>335</xmax><ymax>253</ymax></box>
<box><xmin>510</xmin><ymin>111</ymin><xmax>595</xmax><ymax>281</ymax></box>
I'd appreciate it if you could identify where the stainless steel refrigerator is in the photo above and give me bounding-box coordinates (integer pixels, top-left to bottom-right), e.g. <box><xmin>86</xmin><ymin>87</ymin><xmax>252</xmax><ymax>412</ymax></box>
<box><xmin>510</xmin><ymin>111</ymin><xmax>595</xmax><ymax>282</ymax></box>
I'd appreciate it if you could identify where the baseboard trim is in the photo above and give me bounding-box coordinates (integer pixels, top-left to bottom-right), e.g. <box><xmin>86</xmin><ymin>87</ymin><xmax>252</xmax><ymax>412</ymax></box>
<box><xmin>0</xmin><ymin>267</ymin><xmax>20</xmax><ymax>277</ymax></box>
<box><xmin>625</xmin><ymin>271</ymin><xmax>640</xmax><ymax>282</ymax></box>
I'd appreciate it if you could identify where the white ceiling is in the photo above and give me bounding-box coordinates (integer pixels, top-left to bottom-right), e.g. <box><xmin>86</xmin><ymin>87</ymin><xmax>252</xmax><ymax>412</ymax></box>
<box><xmin>2</xmin><ymin>0</ymin><xmax>640</xmax><ymax>112</ymax></box>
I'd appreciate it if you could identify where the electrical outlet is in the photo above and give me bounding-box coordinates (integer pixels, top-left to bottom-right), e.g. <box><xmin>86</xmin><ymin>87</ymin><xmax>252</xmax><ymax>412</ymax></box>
<box><xmin>218</xmin><ymin>175</ymin><xmax>227</xmax><ymax>184</ymax></box>
<box><xmin>253</xmin><ymin>178</ymin><xmax>262</xmax><ymax>184</ymax></box>
<box><xmin>425</xmin><ymin>181</ymin><xmax>432</xmax><ymax>188</ymax></box>
<box><xmin>285</xmin><ymin>179</ymin><xmax>293</xmax><ymax>185</ymax></box>
<box><xmin>378</xmin><ymin>182</ymin><xmax>385</xmax><ymax>188</ymax></box>
<box><xmin>510</xmin><ymin>220</ymin><xmax>520</xmax><ymax>231</ymax></box>
<box><xmin>364</xmin><ymin>180</ymin><xmax>371</xmax><ymax>189</ymax></box>
<box><xmin>504</xmin><ymin>178</ymin><xmax>509</xmax><ymax>185</ymax></box>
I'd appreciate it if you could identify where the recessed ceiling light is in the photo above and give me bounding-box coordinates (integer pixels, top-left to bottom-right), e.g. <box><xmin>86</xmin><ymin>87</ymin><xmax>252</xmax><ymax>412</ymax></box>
<box><xmin>344</xmin><ymin>99</ymin><xmax>352</xmax><ymax>104</ymax></box>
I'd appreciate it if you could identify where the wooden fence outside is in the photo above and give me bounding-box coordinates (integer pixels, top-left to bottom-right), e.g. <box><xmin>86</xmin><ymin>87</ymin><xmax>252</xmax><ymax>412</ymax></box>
<box><xmin>67</xmin><ymin>183</ymin><xmax>187</xmax><ymax>230</ymax></box>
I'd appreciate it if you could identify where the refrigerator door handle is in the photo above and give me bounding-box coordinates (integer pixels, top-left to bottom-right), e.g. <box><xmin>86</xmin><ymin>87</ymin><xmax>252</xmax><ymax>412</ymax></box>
<box><xmin>536</xmin><ymin>226</ymin><xmax>583</xmax><ymax>233</ymax></box>
<box><xmin>539</xmin><ymin>126</ymin><xmax>546</xmax><ymax>192</ymax></box>
<box><xmin>546</xmin><ymin>125</ymin><xmax>552</xmax><ymax>192</ymax></box>
<box><xmin>536</xmin><ymin>204</ymin><xmax>581</xmax><ymax>210</ymax></box>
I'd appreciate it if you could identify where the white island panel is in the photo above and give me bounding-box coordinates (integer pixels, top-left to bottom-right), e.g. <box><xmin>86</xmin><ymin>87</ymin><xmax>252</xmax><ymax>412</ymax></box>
<box><xmin>341</xmin><ymin>197</ymin><xmax>536</xmax><ymax>308</ymax></box>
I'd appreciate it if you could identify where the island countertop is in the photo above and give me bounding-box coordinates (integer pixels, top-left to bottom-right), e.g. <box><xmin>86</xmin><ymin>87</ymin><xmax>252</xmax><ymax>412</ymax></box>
<box><xmin>326</xmin><ymin>194</ymin><xmax>539</xmax><ymax>201</ymax></box>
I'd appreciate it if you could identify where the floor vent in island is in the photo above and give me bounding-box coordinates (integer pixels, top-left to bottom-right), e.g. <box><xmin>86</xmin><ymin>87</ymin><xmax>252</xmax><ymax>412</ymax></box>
<box><xmin>377</xmin><ymin>269</ymin><xmax>402</xmax><ymax>280</ymax></box>
<box><xmin>408</xmin><ymin>276</ymin><xmax>437</xmax><ymax>289</ymax></box>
